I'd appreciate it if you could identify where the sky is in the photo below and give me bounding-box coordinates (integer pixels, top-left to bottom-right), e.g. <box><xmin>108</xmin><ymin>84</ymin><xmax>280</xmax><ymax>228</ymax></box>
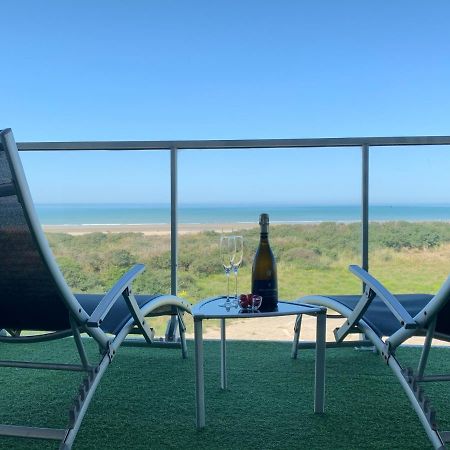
<box><xmin>1</xmin><ymin>1</ymin><xmax>450</xmax><ymax>205</ymax></box>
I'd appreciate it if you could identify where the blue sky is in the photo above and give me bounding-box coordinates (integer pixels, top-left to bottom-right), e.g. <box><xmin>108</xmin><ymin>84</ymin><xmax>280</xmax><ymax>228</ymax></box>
<box><xmin>2</xmin><ymin>1</ymin><xmax>450</xmax><ymax>205</ymax></box>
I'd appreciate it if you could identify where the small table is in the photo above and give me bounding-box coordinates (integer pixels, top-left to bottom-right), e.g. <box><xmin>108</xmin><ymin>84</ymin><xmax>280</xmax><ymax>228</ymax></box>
<box><xmin>191</xmin><ymin>297</ymin><xmax>327</xmax><ymax>429</ymax></box>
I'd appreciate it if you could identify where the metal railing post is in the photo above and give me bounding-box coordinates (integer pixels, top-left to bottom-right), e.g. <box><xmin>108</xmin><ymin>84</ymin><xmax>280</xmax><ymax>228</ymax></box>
<box><xmin>358</xmin><ymin>144</ymin><xmax>371</xmax><ymax>345</ymax></box>
<box><xmin>170</xmin><ymin>146</ymin><xmax>178</xmax><ymax>295</ymax></box>
<box><xmin>361</xmin><ymin>144</ymin><xmax>369</xmax><ymax>285</ymax></box>
<box><xmin>166</xmin><ymin>146</ymin><xmax>179</xmax><ymax>341</ymax></box>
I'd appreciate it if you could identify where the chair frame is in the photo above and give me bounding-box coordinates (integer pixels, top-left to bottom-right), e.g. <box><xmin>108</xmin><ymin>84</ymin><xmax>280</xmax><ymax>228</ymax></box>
<box><xmin>0</xmin><ymin>128</ymin><xmax>191</xmax><ymax>449</ymax></box>
<box><xmin>292</xmin><ymin>264</ymin><xmax>450</xmax><ymax>449</ymax></box>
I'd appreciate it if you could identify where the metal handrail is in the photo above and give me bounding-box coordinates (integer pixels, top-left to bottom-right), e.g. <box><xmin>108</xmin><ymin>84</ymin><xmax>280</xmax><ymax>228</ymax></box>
<box><xmin>16</xmin><ymin>135</ymin><xmax>450</xmax><ymax>151</ymax></box>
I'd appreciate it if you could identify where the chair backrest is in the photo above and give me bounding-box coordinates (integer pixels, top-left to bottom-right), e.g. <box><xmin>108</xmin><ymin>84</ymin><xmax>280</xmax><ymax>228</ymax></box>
<box><xmin>0</xmin><ymin>128</ymin><xmax>88</xmax><ymax>331</ymax></box>
<box><xmin>423</xmin><ymin>276</ymin><xmax>450</xmax><ymax>336</ymax></box>
<box><xmin>387</xmin><ymin>274</ymin><xmax>450</xmax><ymax>348</ymax></box>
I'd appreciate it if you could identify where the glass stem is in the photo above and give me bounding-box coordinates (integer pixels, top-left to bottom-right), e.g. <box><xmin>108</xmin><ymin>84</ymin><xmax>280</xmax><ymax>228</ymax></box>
<box><xmin>226</xmin><ymin>270</ymin><xmax>230</xmax><ymax>303</ymax></box>
<box><xmin>234</xmin><ymin>268</ymin><xmax>238</xmax><ymax>299</ymax></box>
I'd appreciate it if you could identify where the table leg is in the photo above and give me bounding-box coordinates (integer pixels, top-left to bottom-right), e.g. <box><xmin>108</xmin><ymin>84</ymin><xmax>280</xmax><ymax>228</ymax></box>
<box><xmin>194</xmin><ymin>318</ymin><xmax>205</xmax><ymax>428</ymax></box>
<box><xmin>220</xmin><ymin>318</ymin><xmax>227</xmax><ymax>389</ymax></box>
<box><xmin>314</xmin><ymin>311</ymin><xmax>326</xmax><ymax>413</ymax></box>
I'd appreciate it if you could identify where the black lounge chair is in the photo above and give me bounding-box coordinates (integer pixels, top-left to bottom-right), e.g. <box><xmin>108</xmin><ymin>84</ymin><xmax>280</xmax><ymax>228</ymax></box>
<box><xmin>292</xmin><ymin>264</ymin><xmax>450</xmax><ymax>449</ymax></box>
<box><xmin>0</xmin><ymin>128</ymin><xmax>192</xmax><ymax>449</ymax></box>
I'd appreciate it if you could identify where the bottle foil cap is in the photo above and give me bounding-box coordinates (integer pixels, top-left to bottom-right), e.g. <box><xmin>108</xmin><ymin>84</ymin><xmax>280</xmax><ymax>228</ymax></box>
<box><xmin>259</xmin><ymin>213</ymin><xmax>269</xmax><ymax>226</ymax></box>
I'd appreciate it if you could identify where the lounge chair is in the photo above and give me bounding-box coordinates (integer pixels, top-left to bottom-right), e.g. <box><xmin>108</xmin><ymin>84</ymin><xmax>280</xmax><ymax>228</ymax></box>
<box><xmin>0</xmin><ymin>128</ymin><xmax>192</xmax><ymax>449</ymax></box>
<box><xmin>292</xmin><ymin>264</ymin><xmax>450</xmax><ymax>450</ymax></box>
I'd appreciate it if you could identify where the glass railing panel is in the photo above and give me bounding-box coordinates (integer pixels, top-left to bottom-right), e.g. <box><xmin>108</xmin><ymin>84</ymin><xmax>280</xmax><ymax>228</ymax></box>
<box><xmin>369</xmin><ymin>145</ymin><xmax>450</xmax><ymax>294</ymax></box>
<box><xmin>178</xmin><ymin>147</ymin><xmax>362</xmax><ymax>304</ymax></box>
<box><xmin>21</xmin><ymin>150</ymin><xmax>173</xmax><ymax>315</ymax></box>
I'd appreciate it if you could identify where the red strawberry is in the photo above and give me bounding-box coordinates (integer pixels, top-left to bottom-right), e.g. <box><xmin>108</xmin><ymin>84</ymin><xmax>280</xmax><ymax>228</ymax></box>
<box><xmin>239</xmin><ymin>294</ymin><xmax>250</xmax><ymax>308</ymax></box>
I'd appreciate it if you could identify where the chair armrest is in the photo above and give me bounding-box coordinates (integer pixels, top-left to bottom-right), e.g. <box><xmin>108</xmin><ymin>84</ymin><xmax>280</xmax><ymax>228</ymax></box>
<box><xmin>87</xmin><ymin>264</ymin><xmax>145</xmax><ymax>327</ymax></box>
<box><xmin>349</xmin><ymin>265</ymin><xmax>417</xmax><ymax>328</ymax></box>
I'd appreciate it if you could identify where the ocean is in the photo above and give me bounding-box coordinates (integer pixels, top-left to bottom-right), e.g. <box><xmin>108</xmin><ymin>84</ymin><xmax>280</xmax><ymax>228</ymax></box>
<box><xmin>35</xmin><ymin>204</ymin><xmax>450</xmax><ymax>226</ymax></box>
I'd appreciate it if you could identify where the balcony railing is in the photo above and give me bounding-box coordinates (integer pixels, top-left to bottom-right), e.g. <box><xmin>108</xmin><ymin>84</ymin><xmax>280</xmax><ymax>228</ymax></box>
<box><xmin>17</xmin><ymin>135</ymin><xmax>450</xmax><ymax>297</ymax></box>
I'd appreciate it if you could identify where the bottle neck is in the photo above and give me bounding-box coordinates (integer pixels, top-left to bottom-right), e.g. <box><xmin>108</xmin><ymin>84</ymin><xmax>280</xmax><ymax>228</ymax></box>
<box><xmin>259</xmin><ymin>214</ymin><xmax>269</xmax><ymax>241</ymax></box>
<box><xmin>260</xmin><ymin>222</ymin><xmax>269</xmax><ymax>234</ymax></box>
<box><xmin>260</xmin><ymin>231</ymin><xmax>269</xmax><ymax>241</ymax></box>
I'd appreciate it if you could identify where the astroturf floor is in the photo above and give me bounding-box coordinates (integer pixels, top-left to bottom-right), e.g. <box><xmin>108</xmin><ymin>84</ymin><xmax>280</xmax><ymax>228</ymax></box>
<box><xmin>0</xmin><ymin>338</ymin><xmax>448</xmax><ymax>449</ymax></box>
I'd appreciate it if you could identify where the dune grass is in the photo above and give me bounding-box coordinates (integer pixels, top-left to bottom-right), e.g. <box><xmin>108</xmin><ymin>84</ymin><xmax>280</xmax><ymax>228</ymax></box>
<box><xmin>0</xmin><ymin>338</ymin><xmax>448</xmax><ymax>449</ymax></box>
<box><xmin>45</xmin><ymin>222</ymin><xmax>450</xmax><ymax>336</ymax></box>
<box><xmin>46</xmin><ymin>222</ymin><xmax>450</xmax><ymax>303</ymax></box>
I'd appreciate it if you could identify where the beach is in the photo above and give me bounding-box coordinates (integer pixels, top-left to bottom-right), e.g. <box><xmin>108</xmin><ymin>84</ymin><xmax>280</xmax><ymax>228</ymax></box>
<box><xmin>37</xmin><ymin>204</ymin><xmax>450</xmax><ymax>232</ymax></box>
<box><xmin>43</xmin><ymin>222</ymin><xmax>259</xmax><ymax>235</ymax></box>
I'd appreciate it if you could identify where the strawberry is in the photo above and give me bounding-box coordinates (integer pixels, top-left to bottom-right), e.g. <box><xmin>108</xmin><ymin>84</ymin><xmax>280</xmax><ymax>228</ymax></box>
<box><xmin>239</xmin><ymin>294</ymin><xmax>250</xmax><ymax>308</ymax></box>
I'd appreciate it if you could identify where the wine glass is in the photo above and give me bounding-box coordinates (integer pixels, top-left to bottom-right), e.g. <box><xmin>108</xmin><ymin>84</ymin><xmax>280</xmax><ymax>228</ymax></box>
<box><xmin>231</xmin><ymin>235</ymin><xmax>243</xmax><ymax>306</ymax></box>
<box><xmin>219</xmin><ymin>235</ymin><xmax>235</xmax><ymax>307</ymax></box>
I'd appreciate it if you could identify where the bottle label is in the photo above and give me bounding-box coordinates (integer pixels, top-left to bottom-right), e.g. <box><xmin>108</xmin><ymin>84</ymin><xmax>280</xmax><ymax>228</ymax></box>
<box><xmin>252</xmin><ymin>280</ymin><xmax>278</xmax><ymax>305</ymax></box>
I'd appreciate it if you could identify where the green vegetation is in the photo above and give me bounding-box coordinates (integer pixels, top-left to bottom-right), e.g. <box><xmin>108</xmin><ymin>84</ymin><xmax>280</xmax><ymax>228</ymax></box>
<box><xmin>47</xmin><ymin>221</ymin><xmax>450</xmax><ymax>305</ymax></box>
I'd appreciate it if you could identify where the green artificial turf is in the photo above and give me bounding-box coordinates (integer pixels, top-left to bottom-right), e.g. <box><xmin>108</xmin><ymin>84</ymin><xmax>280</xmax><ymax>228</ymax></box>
<box><xmin>0</xmin><ymin>338</ymin><xmax>448</xmax><ymax>449</ymax></box>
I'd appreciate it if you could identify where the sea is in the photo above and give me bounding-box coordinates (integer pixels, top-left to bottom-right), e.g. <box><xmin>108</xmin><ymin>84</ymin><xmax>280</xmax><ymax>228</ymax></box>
<box><xmin>35</xmin><ymin>204</ymin><xmax>450</xmax><ymax>226</ymax></box>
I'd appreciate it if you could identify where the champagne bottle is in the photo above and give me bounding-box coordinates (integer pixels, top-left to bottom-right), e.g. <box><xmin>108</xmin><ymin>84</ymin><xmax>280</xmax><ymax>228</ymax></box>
<box><xmin>251</xmin><ymin>213</ymin><xmax>278</xmax><ymax>311</ymax></box>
